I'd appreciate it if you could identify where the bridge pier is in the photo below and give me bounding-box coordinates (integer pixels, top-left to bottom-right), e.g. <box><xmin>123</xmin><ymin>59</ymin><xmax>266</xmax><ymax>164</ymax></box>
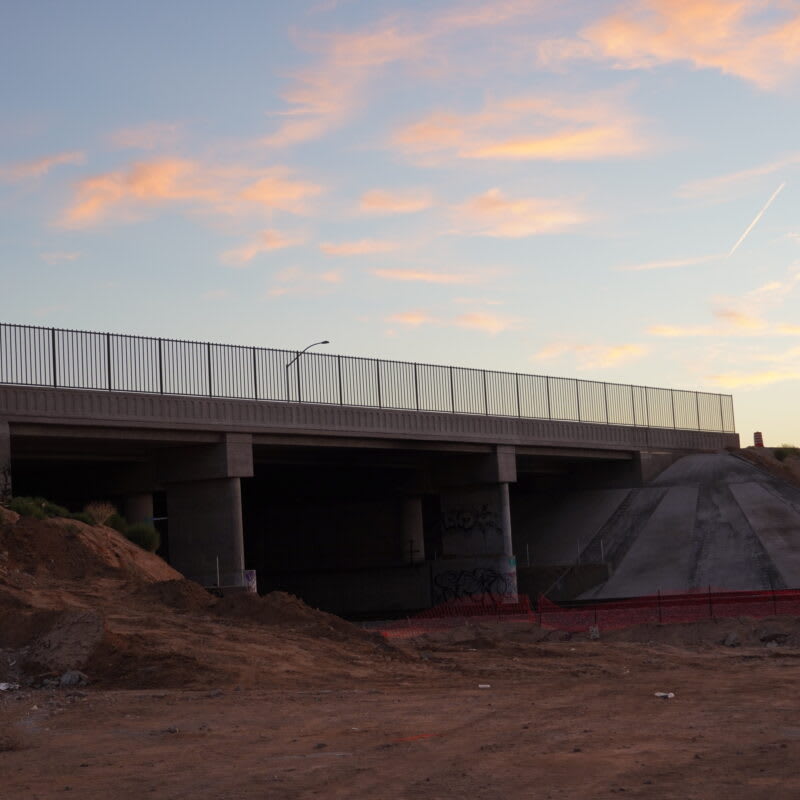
<box><xmin>0</xmin><ymin>420</ymin><xmax>10</xmax><ymax>504</ymax></box>
<box><xmin>161</xmin><ymin>434</ymin><xmax>253</xmax><ymax>587</ymax></box>
<box><xmin>431</xmin><ymin>446</ymin><xmax>518</xmax><ymax>603</ymax></box>
<box><xmin>401</xmin><ymin>496</ymin><xmax>425</xmax><ymax>564</ymax></box>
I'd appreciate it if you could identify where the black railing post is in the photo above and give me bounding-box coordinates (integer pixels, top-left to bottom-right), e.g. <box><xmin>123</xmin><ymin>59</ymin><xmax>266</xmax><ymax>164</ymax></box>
<box><xmin>375</xmin><ymin>359</ymin><xmax>382</xmax><ymax>408</ymax></box>
<box><xmin>51</xmin><ymin>327</ymin><xmax>57</xmax><ymax>387</ymax></box>
<box><xmin>575</xmin><ymin>379</ymin><xmax>581</xmax><ymax>422</ymax></box>
<box><xmin>252</xmin><ymin>347</ymin><xmax>258</xmax><ymax>400</ymax></box>
<box><xmin>413</xmin><ymin>363</ymin><xmax>419</xmax><ymax>410</ymax></box>
<box><xmin>207</xmin><ymin>343</ymin><xmax>213</xmax><ymax>397</ymax></box>
<box><xmin>630</xmin><ymin>384</ymin><xmax>636</xmax><ymax>426</ymax></box>
<box><xmin>644</xmin><ymin>386</ymin><xmax>650</xmax><ymax>427</ymax></box>
<box><xmin>670</xmin><ymin>389</ymin><xmax>676</xmax><ymax>428</ymax></box>
<box><xmin>695</xmin><ymin>391</ymin><xmax>701</xmax><ymax>430</ymax></box>
<box><xmin>337</xmin><ymin>355</ymin><xmax>343</xmax><ymax>405</ymax></box>
<box><xmin>158</xmin><ymin>339</ymin><xmax>164</xmax><ymax>394</ymax></box>
<box><xmin>296</xmin><ymin>358</ymin><xmax>302</xmax><ymax>403</ymax></box>
<box><xmin>482</xmin><ymin>369</ymin><xmax>488</xmax><ymax>414</ymax></box>
<box><xmin>603</xmin><ymin>382</ymin><xmax>609</xmax><ymax>423</ymax></box>
<box><xmin>106</xmin><ymin>333</ymin><xmax>112</xmax><ymax>391</ymax></box>
<box><xmin>546</xmin><ymin>376</ymin><xmax>552</xmax><ymax>419</ymax></box>
<box><xmin>449</xmin><ymin>366</ymin><xmax>455</xmax><ymax>412</ymax></box>
<box><xmin>515</xmin><ymin>372</ymin><xmax>521</xmax><ymax>417</ymax></box>
<box><xmin>718</xmin><ymin>394</ymin><xmax>724</xmax><ymax>432</ymax></box>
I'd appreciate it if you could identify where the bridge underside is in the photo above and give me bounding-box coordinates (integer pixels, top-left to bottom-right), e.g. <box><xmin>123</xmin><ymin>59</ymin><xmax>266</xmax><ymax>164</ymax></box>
<box><xmin>0</xmin><ymin>386</ymin><xmax>739</xmax><ymax>615</ymax></box>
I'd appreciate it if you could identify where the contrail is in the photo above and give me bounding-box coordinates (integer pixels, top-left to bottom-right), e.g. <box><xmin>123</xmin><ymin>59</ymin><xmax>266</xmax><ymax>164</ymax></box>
<box><xmin>728</xmin><ymin>182</ymin><xmax>786</xmax><ymax>257</ymax></box>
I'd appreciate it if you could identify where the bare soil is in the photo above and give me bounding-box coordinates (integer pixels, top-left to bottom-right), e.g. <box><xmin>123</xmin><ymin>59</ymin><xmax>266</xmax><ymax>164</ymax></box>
<box><xmin>2</xmin><ymin>508</ymin><xmax>800</xmax><ymax>798</ymax></box>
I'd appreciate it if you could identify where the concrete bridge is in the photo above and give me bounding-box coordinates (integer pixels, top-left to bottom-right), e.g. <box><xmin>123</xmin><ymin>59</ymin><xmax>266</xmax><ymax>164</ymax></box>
<box><xmin>0</xmin><ymin>324</ymin><xmax>738</xmax><ymax>613</ymax></box>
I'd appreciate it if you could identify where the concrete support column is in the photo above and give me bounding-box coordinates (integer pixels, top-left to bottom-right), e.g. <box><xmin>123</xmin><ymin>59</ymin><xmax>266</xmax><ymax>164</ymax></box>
<box><xmin>160</xmin><ymin>434</ymin><xmax>253</xmax><ymax>587</ymax></box>
<box><xmin>430</xmin><ymin>446</ymin><xmax>518</xmax><ymax>603</ymax></box>
<box><xmin>401</xmin><ymin>496</ymin><xmax>425</xmax><ymax>564</ymax></box>
<box><xmin>0</xmin><ymin>421</ymin><xmax>11</xmax><ymax>504</ymax></box>
<box><xmin>124</xmin><ymin>493</ymin><xmax>154</xmax><ymax>525</ymax></box>
<box><xmin>166</xmin><ymin>477</ymin><xmax>245</xmax><ymax>585</ymax></box>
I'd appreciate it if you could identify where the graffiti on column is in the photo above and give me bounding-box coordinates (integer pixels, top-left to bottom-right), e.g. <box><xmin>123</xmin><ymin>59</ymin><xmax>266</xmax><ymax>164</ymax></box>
<box><xmin>433</xmin><ymin>567</ymin><xmax>512</xmax><ymax>602</ymax></box>
<box><xmin>441</xmin><ymin>504</ymin><xmax>503</xmax><ymax>541</ymax></box>
<box><xmin>0</xmin><ymin>465</ymin><xmax>10</xmax><ymax>505</ymax></box>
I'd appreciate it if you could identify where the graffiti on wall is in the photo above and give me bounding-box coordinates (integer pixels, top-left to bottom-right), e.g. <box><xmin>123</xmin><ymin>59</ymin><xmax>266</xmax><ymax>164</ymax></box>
<box><xmin>441</xmin><ymin>504</ymin><xmax>503</xmax><ymax>541</ymax></box>
<box><xmin>433</xmin><ymin>567</ymin><xmax>514</xmax><ymax>602</ymax></box>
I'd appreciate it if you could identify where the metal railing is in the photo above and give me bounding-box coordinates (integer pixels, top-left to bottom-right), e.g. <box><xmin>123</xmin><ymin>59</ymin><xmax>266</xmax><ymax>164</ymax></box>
<box><xmin>0</xmin><ymin>323</ymin><xmax>735</xmax><ymax>432</ymax></box>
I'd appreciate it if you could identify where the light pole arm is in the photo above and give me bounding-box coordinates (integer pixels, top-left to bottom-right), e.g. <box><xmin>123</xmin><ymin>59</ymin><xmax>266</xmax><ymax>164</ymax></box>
<box><xmin>286</xmin><ymin>340</ymin><xmax>330</xmax><ymax>368</ymax></box>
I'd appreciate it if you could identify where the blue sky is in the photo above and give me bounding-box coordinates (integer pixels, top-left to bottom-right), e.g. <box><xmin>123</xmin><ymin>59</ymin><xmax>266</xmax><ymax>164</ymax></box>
<box><xmin>2</xmin><ymin>0</ymin><xmax>800</xmax><ymax>444</ymax></box>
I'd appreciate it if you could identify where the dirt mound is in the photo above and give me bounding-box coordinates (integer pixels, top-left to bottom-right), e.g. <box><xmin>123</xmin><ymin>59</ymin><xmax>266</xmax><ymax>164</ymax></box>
<box><xmin>215</xmin><ymin>591</ymin><xmax>385</xmax><ymax>645</ymax></box>
<box><xmin>0</xmin><ymin>508</ymin><xmax>180</xmax><ymax>585</ymax></box>
<box><xmin>130</xmin><ymin>579</ymin><xmax>216</xmax><ymax>612</ymax></box>
<box><xmin>738</xmin><ymin>448</ymin><xmax>800</xmax><ymax>490</ymax></box>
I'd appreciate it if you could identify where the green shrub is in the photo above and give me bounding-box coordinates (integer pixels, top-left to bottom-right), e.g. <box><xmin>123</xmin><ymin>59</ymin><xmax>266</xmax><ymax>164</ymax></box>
<box><xmin>8</xmin><ymin>496</ymin><xmax>70</xmax><ymax>519</ymax></box>
<box><xmin>774</xmin><ymin>445</ymin><xmax>798</xmax><ymax>462</ymax></box>
<box><xmin>84</xmin><ymin>501</ymin><xmax>117</xmax><ymax>525</ymax></box>
<box><xmin>125</xmin><ymin>522</ymin><xmax>160</xmax><ymax>553</ymax></box>
<box><xmin>107</xmin><ymin>513</ymin><xmax>129</xmax><ymax>534</ymax></box>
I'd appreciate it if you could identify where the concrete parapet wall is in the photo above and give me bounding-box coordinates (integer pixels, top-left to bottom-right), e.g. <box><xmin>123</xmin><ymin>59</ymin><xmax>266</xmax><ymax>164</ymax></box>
<box><xmin>0</xmin><ymin>385</ymin><xmax>739</xmax><ymax>452</ymax></box>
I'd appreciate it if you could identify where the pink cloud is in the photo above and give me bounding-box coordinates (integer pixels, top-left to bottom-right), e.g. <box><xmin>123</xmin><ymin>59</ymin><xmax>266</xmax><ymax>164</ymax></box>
<box><xmin>392</xmin><ymin>93</ymin><xmax>650</xmax><ymax>164</ymax></box>
<box><xmin>264</xmin><ymin>3</ymin><xmax>544</xmax><ymax>147</ymax></box>
<box><xmin>535</xmin><ymin>342</ymin><xmax>648</xmax><ymax>369</ymax></box>
<box><xmin>454</xmin><ymin>188</ymin><xmax>585</xmax><ymax>238</ymax></box>
<box><xmin>221</xmin><ymin>229</ymin><xmax>304</xmax><ymax>267</ymax></box>
<box><xmin>542</xmin><ymin>0</ymin><xmax>800</xmax><ymax>90</ymax></box>
<box><xmin>320</xmin><ymin>239</ymin><xmax>397</xmax><ymax>256</ymax></box>
<box><xmin>371</xmin><ymin>268</ymin><xmax>478</xmax><ymax>284</ymax></box>
<box><xmin>387</xmin><ymin>311</ymin><xmax>435</xmax><ymax>327</ymax></box>
<box><xmin>1</xmin><ymin>151</ymin><xmax>85</xmax><ymax>181</ymax></box>
<box><xmin>58</xmin><ymin>159</ymin><xmax>323</xmax><ymax>227</ymax></box>
<box><xmin>359</xmin><ymin>188</ymin><xmax>433</xmax><ymax>215</ymax></box>
<box><xmin>40</xmin><ymin>251</ymin><xmax>80</xmax><ymax>265</ymax></box>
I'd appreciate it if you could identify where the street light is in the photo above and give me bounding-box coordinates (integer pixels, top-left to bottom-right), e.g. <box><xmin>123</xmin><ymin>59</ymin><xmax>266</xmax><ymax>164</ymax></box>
<box><xmin>285</xmin><ymin>340</ymin><xmax>330</xmax><ymax>402</ymax></box>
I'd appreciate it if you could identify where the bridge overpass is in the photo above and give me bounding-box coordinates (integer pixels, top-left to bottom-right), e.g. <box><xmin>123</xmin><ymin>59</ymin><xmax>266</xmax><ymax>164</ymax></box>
<box><xmin>0</xmin><ymin>323</ymin><xmax>738</xmax><ymax>613</ymax></box>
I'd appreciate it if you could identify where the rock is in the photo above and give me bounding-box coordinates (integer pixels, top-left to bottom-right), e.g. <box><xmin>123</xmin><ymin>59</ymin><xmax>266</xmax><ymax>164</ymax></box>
<box><xmin>722</xmin><ymin>632</ymin><xmax>740</xmax><ymax>648</ymax></box>
<box><xmin>59</xmin><ymin>670</ymin><xmax>89</xmax><ymax>687</ymax></box>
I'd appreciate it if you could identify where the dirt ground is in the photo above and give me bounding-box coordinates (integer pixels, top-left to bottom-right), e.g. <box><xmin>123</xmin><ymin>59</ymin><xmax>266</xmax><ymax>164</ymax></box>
<box><xmin>2</xmin><ymin>506</ymin><xmax>800</xmax><ymax>798</ymax></box>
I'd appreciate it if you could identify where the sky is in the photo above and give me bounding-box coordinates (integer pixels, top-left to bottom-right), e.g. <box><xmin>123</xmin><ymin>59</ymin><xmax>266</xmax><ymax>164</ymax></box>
<box><xmin>1</xmin><ymin>0</ymin><xmax>800</xmax><ymax>445</ymax></box>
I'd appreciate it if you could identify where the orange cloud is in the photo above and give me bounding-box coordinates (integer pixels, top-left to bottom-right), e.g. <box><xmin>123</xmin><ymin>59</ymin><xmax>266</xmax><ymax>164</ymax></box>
<box><xmin>264</xmin><ymin>3</ymin><xmax>546</xmax><ymax>147</ymax></box>
<box><xmin>454</xmin><ymin>312</ymin><xmax>517</xmax><ymax>335</ymax></box>
<box><xmin>320</xmin><ymin>239</ymin><xmax>397</xmax><ymax>256</ymax></box>
<box><xmin>371</xmin><ymin>268</ymin><xmax>478</xmax><ymax>284</ymax></box>
<box><xmin>59</xmin><ymin>159</ymin><xmax>323</xmax><ymax>227</ymax></box>
<box><xmin>359</xmin><ymin>188</ymin><xmax>433</xmax><ymax>215</ymax></box>
<box><xmin>387</xmin><ymin>311</ymin><xmax>434</xmax><ymax>327</ymax></box>
<box><xmin>535</xmin><ymin>342</ymin><xmax>647</xmax><ymax>369</ymax></box>
<box><xmin>110</xmin><ymin>122</ymin><xmax>181</xmax><ymax>150</ymax></box>
<box><xmin>543</xmin><ymin>0</ymin><xmax>800</xmax><ymax>90</ymax></box>
<box><xmin>454</xmin><ymin>188</ymin><xmax>585</xmax><ymax>238</ymax></box>
<box><xmin>393</xmin><ymin>93</ymin><xmax>650</xmax><ymax>163</ymax></box>
<box><xmin>221</xmin><ymin>229</ymin><xmax>303</xmax><ymax>267</ymax></box>
<box><xmin>386</xmin><ymin>308</ymin><xmax>518</xmax><ymax>334</ymax></box>
<box><xmin>1</xmin><ymin>151</ymin><xmax>85</xmax><ymax>181</ymax></box>
<box><xmin>709</xmin><ymin>369</ymin><xmax>800</xmax><ymax>389</ymax></box>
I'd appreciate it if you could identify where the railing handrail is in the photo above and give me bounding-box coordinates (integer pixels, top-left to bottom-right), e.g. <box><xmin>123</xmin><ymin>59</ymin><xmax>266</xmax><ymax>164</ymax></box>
<box><xmin>0</xmin><ymin>322</ymin><xmax>736</xmax><ymax>433</ymax></box>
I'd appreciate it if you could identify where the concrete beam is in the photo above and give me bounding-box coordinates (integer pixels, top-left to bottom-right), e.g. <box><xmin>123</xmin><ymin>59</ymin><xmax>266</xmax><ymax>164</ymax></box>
<box><xmin>160</xmin><ymin>433</ymin><xmax>254</xmax><ymax>483</ymax></box>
